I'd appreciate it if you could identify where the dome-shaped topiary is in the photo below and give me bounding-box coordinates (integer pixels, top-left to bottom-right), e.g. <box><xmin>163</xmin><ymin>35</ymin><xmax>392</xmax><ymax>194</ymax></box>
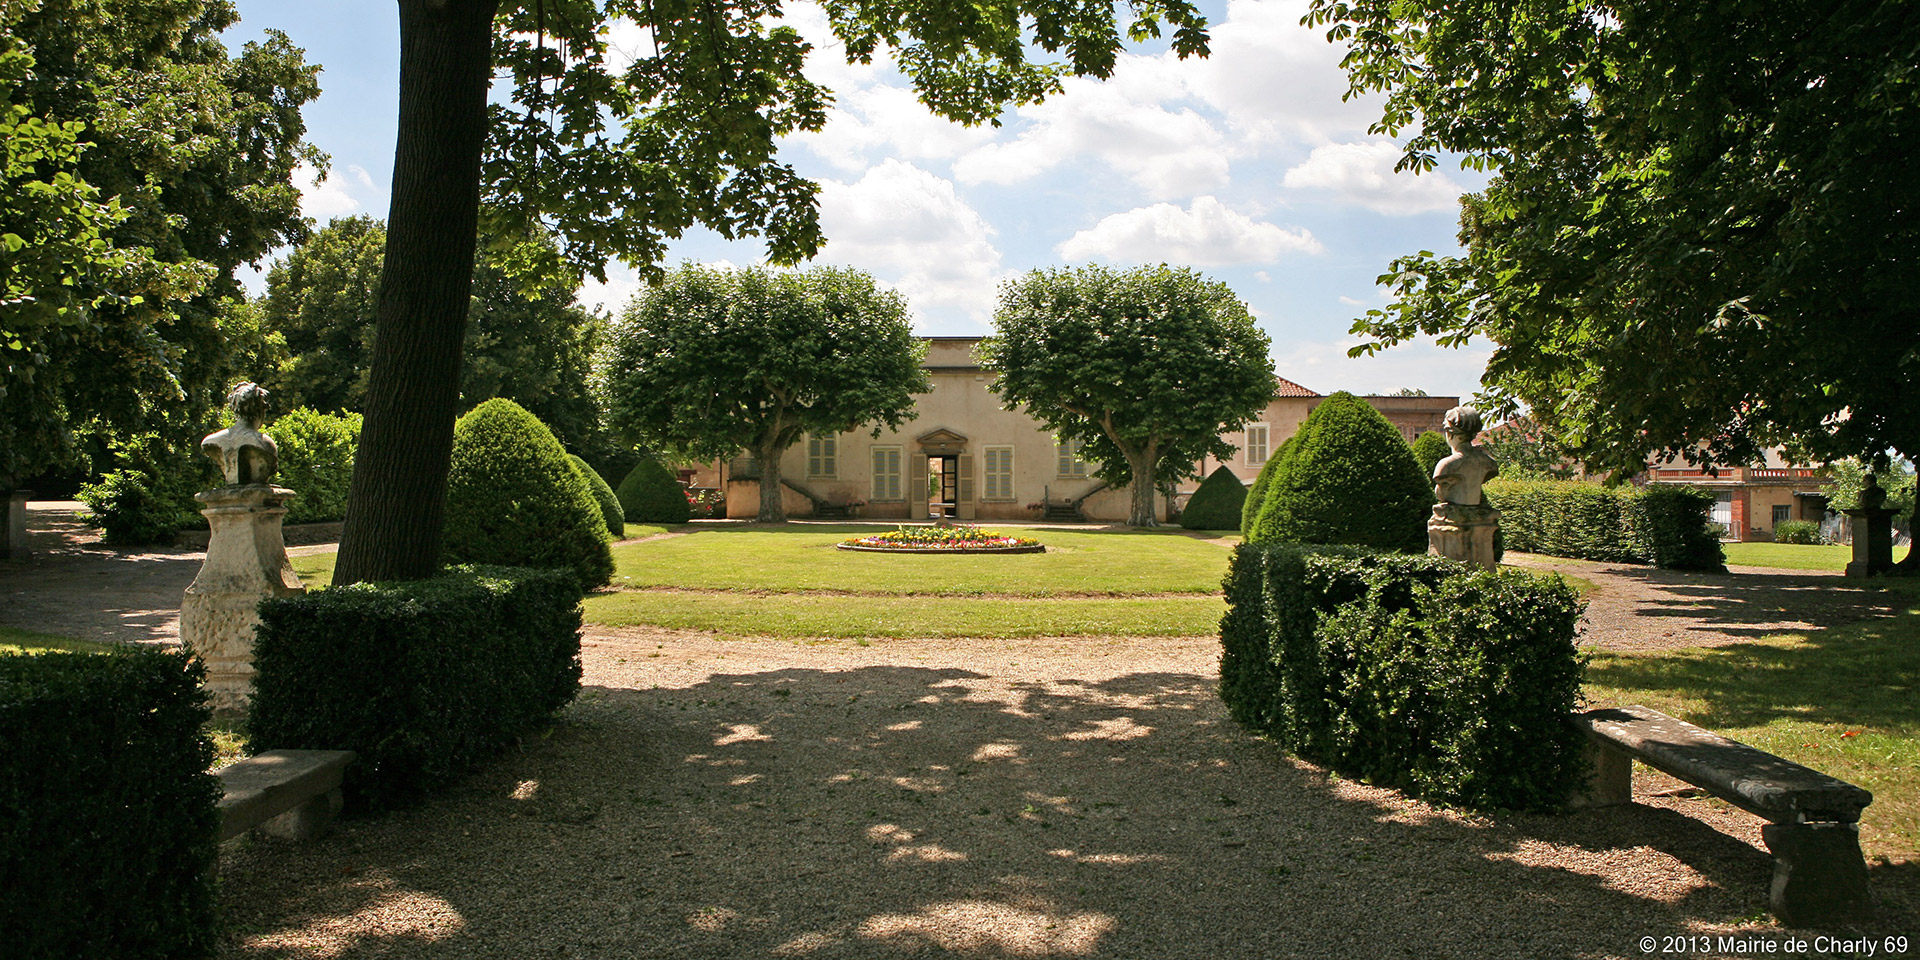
<box><xmin>1247</xmin><ymin>392</ymin><xmax>1430</xmax><ymax>551</ymax></box>
<box><xmin>569</xmin><ymin>454</ymin><xmax>626</xmax><ymax>538</ymax></box>
<box><xmin>1241</xmin><ymin>435</ymin><xmax>1293</xmax><ymax>536</ymax></box>
<box><xmin>1180</xmin><ymin>465</ymin><xmax>1249</xmax><ymax>530</ymax></box>
<box><xmin>1410</xmin><ymin>430</ymin><xmax>1451</xmax><ymax>484</ymax></box>
<box><xmin>443</xmin><ymin>398</ymin><xmax>614</xmax><ymax>587</ymax></box>
<box><xmin>617</xmin><ymin>458</ymin><xmax>691</xmax><ymax>524</ymax></box>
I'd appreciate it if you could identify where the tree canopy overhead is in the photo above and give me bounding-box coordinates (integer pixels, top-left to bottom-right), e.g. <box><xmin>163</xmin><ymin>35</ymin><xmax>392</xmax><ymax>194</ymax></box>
<box><xmin>981</xmin><ymin>264</ymin><xmax>1275</xmax><ymax>526</ymax></box>
<box><xmin>335</xmin><ymin>0</ymin><xmax>1214</xmax><ymax>584</ymax></box>
<box><xmin>601</xmin><ymin>264</ymin><xmax>928</xmax><ymax>522</ymax></box>
<box><xmin>1310</xmin><ymin>1</ymin><xmax>1920</xmax><ymax>485</ymax></box>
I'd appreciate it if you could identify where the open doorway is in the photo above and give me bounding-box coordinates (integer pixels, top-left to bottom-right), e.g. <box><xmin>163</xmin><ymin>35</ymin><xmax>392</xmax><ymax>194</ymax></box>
<box><xmin>928</xmin><ymin>455</ymin><xmax>957</xmax><ymax>519</ymax></box>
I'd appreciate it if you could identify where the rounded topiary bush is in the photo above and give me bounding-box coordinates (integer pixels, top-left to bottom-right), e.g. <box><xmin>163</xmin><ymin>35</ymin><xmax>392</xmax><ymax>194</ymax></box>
<box><xmin>443</xmin><ymin>398</ymin><xmax>614</xmax><ymax>588</ymax></box>
<box><xmin>1241</xmin><ymin>436</ymin><xmax>1293</xmax><ymax>536</ymax></box>
<box><xmin>617</xmin><ymin>459</ymin><xmax>691</xmax><ymax>524</ymax></box>
<box><xmin>1180</xmin><ymin>466</ymin><xmax>1248</xmax><ymax>530</ymax></box>
<box><xmin>569</xmin><ymin>454</ymin><xmax>625</xmax><ymax>538</ymax></box>
<box><xmin>1247</xmin><ymin>392</ymin><xmax>1431</xmax><ymax>552</ymax></box>
<box><xmin>1410</xmin><ymin>430</ymin><xmax>1451</xmax><ymax>484</ymax></box>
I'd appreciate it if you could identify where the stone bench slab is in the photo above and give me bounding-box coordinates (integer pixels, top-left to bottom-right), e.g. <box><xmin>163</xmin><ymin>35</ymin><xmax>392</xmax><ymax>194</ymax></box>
<box><xmin>217</xmin><ymin>749</ymin><xmax>354</xmax><ymax>842</ymax></box>
<box><xmin>1572</xmin><ymin>705</ymin><xmax>1871</xmax><ymax>823</ymax></box>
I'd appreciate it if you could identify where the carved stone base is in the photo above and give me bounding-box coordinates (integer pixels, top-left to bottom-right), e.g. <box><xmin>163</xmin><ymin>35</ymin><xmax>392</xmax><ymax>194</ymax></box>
<box><xmin>1429</xmin><ymin>502</ymin><xmax>1501</xmax><ymax>568</ymax></box>
<box><xmin>180</xmin><ymin>484</ymin><xmax>304</xmax><ymax>713</ymax></box>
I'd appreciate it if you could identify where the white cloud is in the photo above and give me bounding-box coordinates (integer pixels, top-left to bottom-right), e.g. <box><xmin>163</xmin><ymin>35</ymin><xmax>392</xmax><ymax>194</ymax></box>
<box><xmin>793</xmin><ymin>84</ymin><xmax>998</xmax><ymax>172</ymax></box>
<box><xmin>1282</xmin><ymin>140</ymin><xmax>1465</xmax><ymax>215</ymax></box>
<box><xmin>1270</xmin><ymin>336</ymin><xmax>1491</xmax><ymax>399</ymax></box>
<box><xmin>815</xmin><ymin>160</ymin><xmax>1004</xmax><ymax>323</ymax></box>
<box><xmin>295</xmin><ymin>162</ymin><xmax>360</xmax><ymax>219</ymax></box>
<box><xmin>1057</xmin><ymin>196</ymin><xmax>1321</xmax><ymax>266</ymax></box>
<box><xmin>1179</xmin><ymin>0</ymin><xmax>1384</xmax><ymax>144</ymax></box>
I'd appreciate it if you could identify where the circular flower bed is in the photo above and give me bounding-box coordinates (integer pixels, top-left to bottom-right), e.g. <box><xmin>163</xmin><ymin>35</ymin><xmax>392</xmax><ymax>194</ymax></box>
<box><xmin>837</xmin><ymin>524</ymin><xmax>1045</xmax><ymax>554</ymax></box>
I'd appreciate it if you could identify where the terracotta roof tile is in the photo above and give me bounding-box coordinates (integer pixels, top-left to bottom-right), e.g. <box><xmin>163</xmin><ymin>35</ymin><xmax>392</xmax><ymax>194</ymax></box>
<box><xmin>1273</xmin><ymin>376</ymin><xmax>1319</xmax><ymax>398</ymax></box>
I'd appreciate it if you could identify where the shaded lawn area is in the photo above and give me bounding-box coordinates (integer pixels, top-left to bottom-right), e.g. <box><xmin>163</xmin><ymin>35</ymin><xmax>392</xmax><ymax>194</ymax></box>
<box><xmin>0</xmin><ymin>625</ymin><xmax>115</xmax><ymax>655</ymax></box>
<box><xmin>1583</xmin><ymin>584</ymin><xmax>1920</xmax><ymax>860</ymax></box>
<box><xmin>1723</xmin><ymin>541</ymin><xmax>1911</xmax><ymax>571</ymax></box>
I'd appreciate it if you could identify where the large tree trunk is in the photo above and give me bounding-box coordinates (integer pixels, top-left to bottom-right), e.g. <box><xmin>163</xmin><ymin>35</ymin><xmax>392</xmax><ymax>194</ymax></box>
<box><xmin>1124</xmin><ymin>442</ymin><xmax>1158</xmax><ymax>527</ymax></box>
<box><xmin>334</xmin><ymin>0</ymin><xmax>499</xmax><ymax>586</ymax></box>
<box><xmin>755</xmin><ymin>439</ymin><xmax>788</xmax><ymax>523</ymax></box>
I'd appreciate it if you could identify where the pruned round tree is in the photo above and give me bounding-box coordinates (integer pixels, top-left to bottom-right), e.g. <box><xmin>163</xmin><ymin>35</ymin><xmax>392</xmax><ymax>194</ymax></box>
<box><xmin>443</xmin><ymin>398</ymin><xmax>613</xmax><ymax>588</ymax></box>
<box><xmin>616</xmin><ymin>459</ymin><xmax>690</xmax><ymax>525</ymax></box>
<box><xmin>602</xmin><ymin>265</ymin><xmax>928</xmax><ymax>522</ymax></box>
<box><xmin>1410</xmin><ymin>430</ymin><xmax>1451</xmax><ymax>484</ymax></box>
<box><xmin>981</xmin><ymin>264</ymin><xmax>1276</xmax><ymax>527</ymax></box>
<box><xmin>1241</xmin><ymin>436</ymin><xmax>1293</xmax><ymax>537</ymax></box>
<box><xmin>569</xmin><ymin>454</ymin><xmax>625</xmax><ymax>537</ymax></box>
<box><xmin>1248</xmin><ymin>393</ymin><xmax>1431</xmax><ymax>552</ymax></box>
<box><xmin>1179</xmin><ymin>466</ymin><xmax>1248</xmax><ymax>531</ymax></box>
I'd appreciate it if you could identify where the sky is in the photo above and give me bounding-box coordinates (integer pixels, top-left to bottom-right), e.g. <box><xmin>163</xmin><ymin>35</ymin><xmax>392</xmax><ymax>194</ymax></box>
<box><xmin>226</xmin><ymin>0</ymin><xmax>1494</xmax><ymax>399</ymax></box>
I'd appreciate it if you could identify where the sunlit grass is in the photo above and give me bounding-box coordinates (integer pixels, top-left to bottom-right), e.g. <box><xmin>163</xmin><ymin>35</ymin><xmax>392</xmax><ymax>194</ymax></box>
<box><xmin>1722</xmin><ymin>540</ymin><xmax>1911</xmax><ymax>571</ymax></box>
<box><xmin>0</xmin><ymin>626</ymin><xmax>114</xmax><ymax>655</ymax></box>
<box><xmin>585</xmin><ymin>589</ymin><xmax>1224</xmax><ymax>638</ymax></box>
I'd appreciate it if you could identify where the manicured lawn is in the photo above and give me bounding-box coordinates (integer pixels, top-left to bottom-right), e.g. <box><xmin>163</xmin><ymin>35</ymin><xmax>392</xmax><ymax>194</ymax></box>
<box><xmin>1584</xmin><ymin>603</ymin><xmax>1920</xmax><ymax>860</ymax></box>
<box><xmin>1722</xmin><ymin>540</ymin><xmax>1911</xmax><ymax>571</ymax></box>
<box><xmin>584</xmin><ymin>589</ymin><xmax>1225</xmax><ymax>638</ymax></box>
<box><xmin>608</xmin><ymin>524</ymin><xmax>1232</xmax><ymax>596</ymax></box>
<box><xmin>287</xmin><ymin>522</ymin><xmax>670</xmax><ymax>588</ymax></box>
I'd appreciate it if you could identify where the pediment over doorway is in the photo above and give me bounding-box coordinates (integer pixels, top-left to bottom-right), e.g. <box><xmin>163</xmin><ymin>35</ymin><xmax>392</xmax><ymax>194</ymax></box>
<box><xmin>915</xmin><ymin>427</ymin><xmax>968</xmax><ymax>453</ymax></box>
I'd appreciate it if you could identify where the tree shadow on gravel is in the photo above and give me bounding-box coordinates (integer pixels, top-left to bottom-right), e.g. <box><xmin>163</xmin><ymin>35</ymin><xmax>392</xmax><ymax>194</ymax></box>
<box><xmin>1605</xmin><ymin>567</ymin><xmax>1903</xmax><ymax>636</ymax></box>
<box><xmin>217</xmin><ymin>663</ymin><xmax>1916</xmax><ymax>960</ymax></box>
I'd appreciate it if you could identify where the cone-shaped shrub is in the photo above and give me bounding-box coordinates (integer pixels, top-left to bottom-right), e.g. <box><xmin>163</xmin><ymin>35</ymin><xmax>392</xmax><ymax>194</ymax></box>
<box><xmin>569</xmin><ymin>454</ymin><xmax>625</xmax><ymax>537</ymax></box>
<box><xmin>1247</xmin><ymin>392</ymin><xmax>1430</xmax><ymax>551</ymax></box>
<box><xmin>1410</xmin><ymin>430</ymin><xmax>1451</xmax><ymax>483</ymax></box>
<box><xmin>1241</xmin><ymin>436</ymin><xmax>1293</xmax><ymax>536</ymax></box>
<box><xmin>1180</xmin><ymin>466</ymin><xmax>1248</xmax><ymax>530</ymax></box>
<box><xmin>443</xmin><ymin>399</ymin><xmax>614</xmax><ymax>587</ymax></box>
<box><xmin>617</xmin><ymin>459</ymin><xmax>691</xmax><ymax>523</ymax></box>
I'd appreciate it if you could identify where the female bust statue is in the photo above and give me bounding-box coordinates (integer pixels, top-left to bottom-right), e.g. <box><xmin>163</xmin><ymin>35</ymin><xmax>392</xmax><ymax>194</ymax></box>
<box><xmin>1432</xmin><ymin>405</ymin><xmax>1498</xmax><ymax>507</ymax></box>
<box><xmin>200</xmin><ymin>383</ymin><xmax>278</xmax><ymax>486</ymax></box>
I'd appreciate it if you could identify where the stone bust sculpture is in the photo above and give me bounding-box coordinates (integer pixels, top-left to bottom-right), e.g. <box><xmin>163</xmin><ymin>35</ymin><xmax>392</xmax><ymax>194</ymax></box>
<box><xmin>1861</xmin><ymin>472</ymin><xmax>1888</xmax><ymax>511</ymax></box>
<box><xmin>1432</xmin><ymin>405</ymin><xmax>1499</xmax><ymax>507</ymax></box>
<box><xmin>201</xmin><ymin>382</ymin><xmax>279</xmax><ymax>486</ymax></box>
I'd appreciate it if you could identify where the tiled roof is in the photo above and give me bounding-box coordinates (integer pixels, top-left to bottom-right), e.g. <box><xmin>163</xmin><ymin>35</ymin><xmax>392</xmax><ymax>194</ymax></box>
<box><xmin>1274</xmin><ymin>376</ymin><xmax>1319</xmax><ymax>398</ymax></box>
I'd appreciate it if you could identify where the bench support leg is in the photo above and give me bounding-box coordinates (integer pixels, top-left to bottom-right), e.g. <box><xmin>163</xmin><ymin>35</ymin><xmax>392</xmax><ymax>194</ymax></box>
<box><xmin>261</xmin><ymin>787</ymin><xmax>344</xmax><ymax>842</ymax></box>
<box><xmin>1567</xmin><ymin>741</ymin><xmax>1633</xmax><ymax>809</ymax></box>
<box><xmin>1761</xmin><ymin>821</ymin><xmax>1874</xmax><ymax>927</ymax></box>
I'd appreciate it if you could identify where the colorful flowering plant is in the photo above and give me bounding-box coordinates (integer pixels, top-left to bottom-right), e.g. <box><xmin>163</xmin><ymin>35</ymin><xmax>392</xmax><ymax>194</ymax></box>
<box><xmin>841</xmin><ymin>524</ymin><xmax>1040</xmax><ymax>550</ymax></box>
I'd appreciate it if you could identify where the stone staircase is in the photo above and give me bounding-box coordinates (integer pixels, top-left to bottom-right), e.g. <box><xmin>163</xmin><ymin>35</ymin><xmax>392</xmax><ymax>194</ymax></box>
<box><xmin>1041</xmin><ymin>502</ymin><xmax>1082</xmax><ymax>523</ymax></box>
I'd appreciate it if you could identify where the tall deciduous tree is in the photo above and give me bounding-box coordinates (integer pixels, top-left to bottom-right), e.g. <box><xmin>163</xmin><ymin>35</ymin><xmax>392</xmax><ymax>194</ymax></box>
<box><xmin>601</xmin><ymin>264</ymin><xmax>928</xmax><ymax>522</ymax></box>
<box><xmin>335</xmin><ymin>0</ymin><xmax>1212</xmax><ymax>584</ymax></box>
<box><xmin>0</xmin><ymin>0</ymin><xmax>319</xmax><ymax>490</ymax></box>
<box><xmin>981</xmin><ymin>264</ymin><xmax>1275</xmax><ymax>527</ymax></box>
<box><xmin>1308</xmin><ymin>0</ymin><xmax>1920</xmax><ymax>553</ymax></box>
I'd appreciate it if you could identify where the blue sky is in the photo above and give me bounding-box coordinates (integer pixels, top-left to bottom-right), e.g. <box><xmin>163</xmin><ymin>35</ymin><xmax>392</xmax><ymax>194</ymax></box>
<box><xmin>227</xmin><ymin>0</ymin><xmax>1493</xmax><ymax>399</ymax></box>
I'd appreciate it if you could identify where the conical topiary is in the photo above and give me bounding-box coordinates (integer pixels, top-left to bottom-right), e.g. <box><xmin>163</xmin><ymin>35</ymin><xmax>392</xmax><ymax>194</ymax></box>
<box><xmin>1241</xmin><ymin>435</ymin><xmax>1293</xmax><ymax>536</ymax></box>
<box><xmin>1247</xmin><ymin>392</ymin><xmax>1430</xmax><ymax>552</ymax></box>
<box><xmin>443</xmin><ymin>398</ymin><xmax>615</xmax><ymax>587</ymax></box>
<box><xmin>1410</xmin><ymin>430</ymin><xmax>1451</xmax><ymax>484</ymax></box>
<box><xmin>1180</xmin><ymin>466</ymin><xmax>1248</xmax><ymax>530</ymax></box>
<box><xmin>569</xmin><ymin>454</ymin><xmax>626</xmax><ymax>538</ymax></box>
<box><xmin>617</xmin><ymin>458</ymin><xmax>691</xmax><ymax>524</ymax></box>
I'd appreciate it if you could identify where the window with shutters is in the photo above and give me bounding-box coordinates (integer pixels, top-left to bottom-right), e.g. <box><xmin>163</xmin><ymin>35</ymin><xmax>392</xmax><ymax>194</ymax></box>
<box><xmin>808</xmin><ymin>434</ymin><xmax>837</xmax><ymax>478</ymax></box>
<box><xmin>870</xmin><ymin>446</ymin><xmax>903</xmax><ymax>500</ymax></box>
<box><xmin>1056</xmin><ymin>438</ymin><xmax>1089</xmax><ymax>478</ymax></box>
<box><xmin>983</xmin><ymin>446</ymin><xmax>1015</xmax><ymax>500</ymax></box>
<box><xmin>1245</xmin><ymin>424</ymin><xmax>1270</xmax><ymax>465</ymax></box>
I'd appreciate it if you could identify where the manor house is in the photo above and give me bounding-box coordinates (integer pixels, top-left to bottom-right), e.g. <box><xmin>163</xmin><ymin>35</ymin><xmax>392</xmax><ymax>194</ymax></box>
<box><xmin>710</xmin><ymin>337</ymin><xmax>1455</xmax><ymax>523</ymax></box>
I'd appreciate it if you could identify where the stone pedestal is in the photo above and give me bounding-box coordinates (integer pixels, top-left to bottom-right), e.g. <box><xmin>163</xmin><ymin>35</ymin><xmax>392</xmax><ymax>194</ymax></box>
<box><xmin>180</xmin><ymin>484</ymin><xmax>304</xmax><ymax>713</ymax></box>
<box><xmin>1844</xmin><ymin>507</ymin><xmax>1898</xmax><ymax>578</ymax></box>
<box><xmin>3</xmin><ymin>490</ymin><xmax>29</xmax><ymax>561</ymax></box>
<box><xmin>1429</xmin><ymin>502</ymin><xmax>1501</xmax><ymax>568</ymax></box>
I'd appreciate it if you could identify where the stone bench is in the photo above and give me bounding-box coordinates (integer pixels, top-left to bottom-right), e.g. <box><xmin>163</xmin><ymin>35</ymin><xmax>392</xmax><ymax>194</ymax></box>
<box><xmin>216</xmin><ymin>749</ymin><xmax>354</xmax><ymax>842</ymax></box>
<box><xmin>1569</xmin><ymin>705</ymin><xmax>1873</xmax><ymax>926</ymax></box>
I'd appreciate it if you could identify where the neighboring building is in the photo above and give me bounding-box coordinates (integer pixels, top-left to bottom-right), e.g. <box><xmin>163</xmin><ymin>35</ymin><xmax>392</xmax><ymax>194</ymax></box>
<box><xmin>699</xmin><ymin>337</ymin><xmax>1457</xmax><ymax>523</ymax></box>
<box><xmin>1644</xmin><ymin>452</ymin><xmax>1830</xmax><ymax>542</ymax></box>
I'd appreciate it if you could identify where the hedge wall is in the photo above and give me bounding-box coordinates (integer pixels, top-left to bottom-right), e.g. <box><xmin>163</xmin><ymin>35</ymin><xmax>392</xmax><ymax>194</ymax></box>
<box><xmin>249</xmin><ymin>565</ymin><xmax>584</xmax><ymax>810</ymax></box>
<box><xmin>1219</xmin><ymin>544</ymin><xmax>1587</xmax><ymax>811</ymax></box>
<box><xmin>1487</xmin><ymin>480</ymin><xmax>1724</xmax><ymax>570</ymax></box>
<box><xmin>1</xmin><ymin>649</ymin><xmax>220</xmax><ymax>959</ymax></box>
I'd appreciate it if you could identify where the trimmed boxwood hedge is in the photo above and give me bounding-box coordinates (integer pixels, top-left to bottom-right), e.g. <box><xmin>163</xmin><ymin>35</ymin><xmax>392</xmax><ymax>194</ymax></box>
<box><xmin>248</xmin><ymin>565</ymin><xmax>584</xmax><ymax>810</ymax></box>
<box><xmin>273</xmin><ymin>407</ymin><xmax>362</xmax><ymax>524</ymax></box>
<box><xmin>1219</xmin><ymin>544</ymin><xmax>1587</xmax><ymax>811</ymax></box>
<box><xmin>1180</xmin><ymin>465</ymin><xmax>1248</xmax><ymax>530</ymax></box>
<box><xmin>443</xmin><ymin>398</ymin><xmax>615</xmax><ymax>588</ymax></box>
<box><xmin>617</xmin><ymin>458</ymin><xmax>691</xmax><ymax>524</ymax></box>
<box><xmin>1240</xmin><ymin>436</ymin><xmax>1291</xmax><ymax>536</ymax></box>
<box><xmin>570</xmin><ymin>454</ymin><xmax>625</xmax><ymax>537</ymax></box>
<box><xmin>1410</xmin><ymin>430</ymin><xmax>1450</xmax><ymax>482</ymax></box>
<box><xmin>1247</xmin><ymin>393</ymin><xmax>1430</xmax><ymax>551</ymax></box>
<box><xmin>1</xmin><ymin>648</ymin><xmax>219</xmax><ymax>959</ymax></box>
<box><xmin>1487</xmin><ymin>480</ymin><xmax>1724</xmax><ymax>570</ymax></box>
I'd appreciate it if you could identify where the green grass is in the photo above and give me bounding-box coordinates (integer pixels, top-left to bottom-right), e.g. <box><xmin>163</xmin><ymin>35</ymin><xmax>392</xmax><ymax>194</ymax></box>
<box><xmin>585</xmin><ymin>590</ymin><xmax>1224</xmax><ymax>638</ymax></box>
<box><xmin>287</xmin><ymin>522</ymin><xmax>669</xmax><ymax>589</ymax></box>
<box><xmin>1584</xmin><ymin>605</ymin><xmax>1920</xmax><ymax>860</ymax></box>
<box><xmin>608</xmin><ymin>524</ymin><xmax>1231</xmax><ymax>596</ymax></box>
<box><xmin>0</xmin><ymin>626</ymin><xmax>114</xmax><ymax>655</ymax></box>
<box><xmin>1722</xmin><ymin>540</ymin><xmax>1911</xmax><ymax>571</ymax></box>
